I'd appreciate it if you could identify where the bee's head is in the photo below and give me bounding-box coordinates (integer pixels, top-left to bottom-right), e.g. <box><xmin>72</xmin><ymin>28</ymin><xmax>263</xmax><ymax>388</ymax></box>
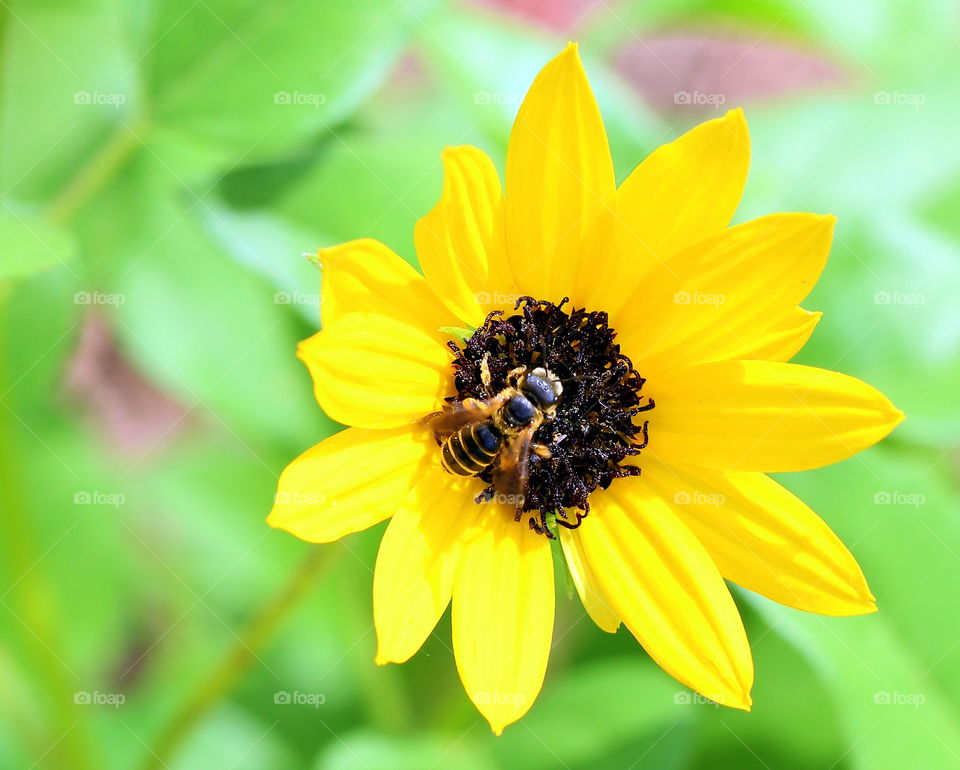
<box><xmin>519</xmin><ymin>367</ymin><xmax>563</xmax><ymax>410</ymax></box>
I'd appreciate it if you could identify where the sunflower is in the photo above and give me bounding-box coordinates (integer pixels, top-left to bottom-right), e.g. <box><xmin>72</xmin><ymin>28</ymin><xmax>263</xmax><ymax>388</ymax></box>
<box><xmin>268</xmin><ymin>43</ymin><xmax>903</xmax><ymax>734</ymax></box>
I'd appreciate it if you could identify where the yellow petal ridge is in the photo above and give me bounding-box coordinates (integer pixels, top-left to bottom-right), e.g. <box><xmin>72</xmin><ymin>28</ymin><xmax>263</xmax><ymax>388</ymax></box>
<box><xmin>374</xmin><ymin>470</ymin><xmax>482</xmax><ymax>664</ymax></box>
<box><xmin>580</xmin><ymin>484</ymin><xmax>754</xmax><ymax>709</ymax></box>
<box><xmin>650</xmin><ymin>360</ymin><xmax>905</xmax><ymax>472</ymax></box>
<box><xmin>641</xmin><ymin>457</ymin><xmax>877</xmax><ymax>616</ymax></box>
<box><xmin>415</xmin><ymin>146</ymin><xmax>504</xmax><ymax>326</ymax></box>
<box><xmin>268</xmin><ymin>426</ymin><xmax>431</xmax><ymax>543</ymax></box>
<box><xmin>590</xmin><ymin>107</ymin><xmax>751</xmax><ymax>316</ymax></box>
<box><xmin>319</xmin><ymin>238</ymin><xmax>450</xmax><ymax>334</ymax></box>
<box><xmin>297</xmin><ymin>313</ymin><xmax>452</xmax><ymax>429</ymax></box>
<box><xmin>505</xmin><ymin>43</ymin><xmax>615</xmax><ymax>304</ymax></box>
<box><xmin>452</xmin><ymin>506</ymin><xmax>554</xmax><ymax>734</ymax></box>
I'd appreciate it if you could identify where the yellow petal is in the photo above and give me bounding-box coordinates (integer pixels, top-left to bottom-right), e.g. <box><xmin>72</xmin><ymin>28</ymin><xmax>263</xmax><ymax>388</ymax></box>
<box><xmin>415</xmin><ymin>146</ymin><xmax>509</xmax><ymax>326</ymax></box>
<box><xmin>453</xmin><ymin>506</ymin><xmax>554</xmax><ymax>735</ymax></box>
<box><xmin>268</xmin><ymin>426</ymin><xmax>431</xmax><ymax>543</ymax></box>
<box><xmin>505</xmin><ymin>43</ymin><xmax>615</xmax><ymax>304</ymax></box>
<box><xmin>619</xmin><ymin>213</ymin><xmax>834</xmax><ymax>374</ymax></box>
<box><xmin>579</xmin><ymin>484</ymin><xmax>753</xmax><ymax>709</ymax></box>
<box><xmin>641</xmin><ymin>457</ymin><xmax>876</xmax><ymax>615</ymax></box>
<box><xmin>728</xmin><ymin>307</ymin><xmax>822</xmax><ymax>363</ymax></box>
<box><xmin>374</xmin><ymin>469</ymin><xmax>483</xmax><ymax>664</ymax></box>
<box><xmin>319</xmin><ymin>239</ymin><xmax>450</xmax><ymax>333</ymax></box>
<box><xmin>650</xmin><ymin>360</ymin><xmax>904</xmax><ymax>472</ymax></box>
<box><xmin>558</xmin><ymin>526</ymin><xmax>620</xmax><ymax>633</ymax></box>
<box><xmin>589</xmin><ymin>108</ymin><xmax>750</xmax><ymax>315</ymax></box>
<box><xmin>298</xmin><ymin>313</ymin><xmax>452</xmax><ymax>429</ymax></box>
<box><xmin>482</xmin><ymin>203</ymin><xmax>518</xmax><ymax>313</ymax></box>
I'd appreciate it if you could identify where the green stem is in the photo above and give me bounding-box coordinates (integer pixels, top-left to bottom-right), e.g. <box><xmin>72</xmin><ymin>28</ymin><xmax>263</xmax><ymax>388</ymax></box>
<box><xmin>46</xmin><ymin>119</ymin><xmax>144</xmax><ymax>226</ymax></box>
<box><xmin>0</xmin><ymin>295</ymin><xmax>97</xmax><ymax>769</ymax></box>
<box><xmin>141</xmin><ymin>547</ymin><xmax>332</xmax><ymax>770</ymax></box>
<box><xmin>339</xmin><ymin>561</ymin><xmax>412</xmax><ymax>733</ymax></box>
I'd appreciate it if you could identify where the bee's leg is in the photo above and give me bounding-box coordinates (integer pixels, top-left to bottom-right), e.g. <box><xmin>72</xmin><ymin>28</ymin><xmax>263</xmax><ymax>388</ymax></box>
<box><xmin>474</xmin><ymin>485</ymin><xmax>494</xmax><ymax>505</ymax></box>
<box><xmin>506</xmin><ymin>365</ymin><xmax>527</xmax><ymax>387</ymax></box>
<box><xmin>532</xmin><ymin>443</ymin><xmax>552</xmax><ymax>459</ymax></box>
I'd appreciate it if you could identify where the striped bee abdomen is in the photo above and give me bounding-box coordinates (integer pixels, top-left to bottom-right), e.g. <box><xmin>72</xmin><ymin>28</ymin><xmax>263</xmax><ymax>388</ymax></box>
<box><xmin>440</xmin><ymin>423</ymin><xmax>503</xmax><ymax>476</ymax></box>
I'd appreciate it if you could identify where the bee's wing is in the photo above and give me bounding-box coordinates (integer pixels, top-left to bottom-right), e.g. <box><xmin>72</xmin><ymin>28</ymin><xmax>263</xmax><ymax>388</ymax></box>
<box><xmin>494</xmin><ymin>424</ymin><xmax>534</xmax><ymax>505</ymax></box>
<box><xmin>423</xmin><ymin>394</ymin><xmax>507</xmax><ymax>436</ymax></box>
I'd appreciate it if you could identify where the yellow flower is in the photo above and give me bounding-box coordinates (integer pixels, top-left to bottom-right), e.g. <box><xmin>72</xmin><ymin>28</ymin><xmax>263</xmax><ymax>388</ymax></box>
<box><xmin>268</xmin><ymin>43</ymin><xmax>903</xmax><ymax>734</ymax></box>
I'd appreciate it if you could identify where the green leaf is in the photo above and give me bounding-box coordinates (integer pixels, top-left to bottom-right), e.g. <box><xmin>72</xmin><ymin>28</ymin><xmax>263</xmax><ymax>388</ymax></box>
<box><xmin>76</xmin><ymin>152</ymin><xmax>332</xmax><ymax>449</ymax></box>
<box><xmin>739</xmin><ymin>67</ymin><xmax>960</xmax><ymax>220</ymax></box>
<box><xmin>695</xmin><ymin>602</ymin><xmax>846</xmax><ymax>767</ymax></box>
<box><xmin>748</xmin><ymin>595</ymin><xmax>960</xmax><ymax>769</ymax></box>
<box><xmin>493</xmin><ymin>658</ymin><xmax>695</xmax><ymax>769</ymax></box>
<box><xmin>316</xmin><ymin>731</ymin><xmax>495</xmax><ymax>770</ymax></box>
<box><xmin>792</xmin><ymin>0</ymin><xmax>960</xmax><ymax>77</ymax></box>
<box><xmin>0</xmin><ymin>0</ymin><xmax>138</xmax><ymax>201</ymax></box>
<box><xmin>143</xmin><ymin>0</ymin><xmax>442</xmax><ymax>166</ymax></box>
<box><xmin>5</xmin><ymin>418</ymin><xmax>136</xmax><ymax>685</ymax></box>
<box><xmin>172</xmin><ymin>706</ymin><xmax>297</xmax><ymax>770</ymax></box>
<box><xmin>0</xmin><ymin>210</ymin><xmax>75</xmax><ymax>280</ymax></box>
<box><xmin>749</xmin><ymin>448</ymin><xmax>960</xmax><ymax>768</ymax></box>
<box><xmin>776</xmin><ymin>448</ymin><xmax>960</xmax><ymax>705</ymax></box>
<box><xmin>791</xmin><ymin>215</ymin><xmax>960</xmax><ymax>448</ymax></box>
<box><xmin>198</xmin><ymin>202</ymin><xmax>329</xmax><ymax>324</ymax></box>
<box><xmin>270</xmin><ymin>103</ymin><xmax>472</xmax><ymax>262</ymax></box>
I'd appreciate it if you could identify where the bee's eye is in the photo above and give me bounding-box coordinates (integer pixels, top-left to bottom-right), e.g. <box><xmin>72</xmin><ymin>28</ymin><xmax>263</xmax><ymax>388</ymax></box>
<box><xmin>522</xmin><ymin>375</ymin><xmax>558</xmax><ymax>408</ymax></box>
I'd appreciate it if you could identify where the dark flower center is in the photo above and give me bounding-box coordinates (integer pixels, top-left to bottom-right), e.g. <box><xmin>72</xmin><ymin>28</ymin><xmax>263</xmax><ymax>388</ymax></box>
<box><xmin>442</xmin><ymin>297</ymin><xmax>654</xmax><ymax>537</ymax></box>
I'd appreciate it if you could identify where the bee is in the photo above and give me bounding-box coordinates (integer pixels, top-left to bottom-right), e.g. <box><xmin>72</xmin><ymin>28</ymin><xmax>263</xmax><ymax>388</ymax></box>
<box><xmin>424</xmin><ymin>356</ymin><xmax>563</xmax><ymax>506</ymax></box>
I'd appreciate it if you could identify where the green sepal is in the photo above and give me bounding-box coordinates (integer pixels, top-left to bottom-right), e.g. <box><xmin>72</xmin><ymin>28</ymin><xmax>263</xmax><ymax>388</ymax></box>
<box><xmin>438</xmin><ymin>325</ymin><xmax>475</xmax><ymax>343</ymax></box>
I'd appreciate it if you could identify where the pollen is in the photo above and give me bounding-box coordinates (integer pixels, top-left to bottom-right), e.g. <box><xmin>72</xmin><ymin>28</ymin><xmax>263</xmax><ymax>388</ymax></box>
<box><xmin>445</xmin><ymin>297</ymin><xmax>654</xmax><ymax>536</ymax></box>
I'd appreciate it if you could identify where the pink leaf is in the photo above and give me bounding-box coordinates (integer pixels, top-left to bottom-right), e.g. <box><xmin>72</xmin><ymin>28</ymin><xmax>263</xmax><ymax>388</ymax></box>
<box><xmin>64</xmin><ymin>314</ymin><xmax>188</xmax><ymax>454</ymax></box>
<box><xmin>466</xmin><ymin>0</ymin><xmax>607</xmax><ymax>31</ymax></box>
<box><xmin>615</xmin><ymin>33</ymin><xmax>847</xmax><ymax>111</ymax></box>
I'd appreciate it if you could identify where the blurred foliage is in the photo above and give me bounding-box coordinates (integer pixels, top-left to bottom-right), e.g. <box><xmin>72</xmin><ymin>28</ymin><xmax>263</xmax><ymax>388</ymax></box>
<box><xmin>1</xmin><ymin>0</ymin><xmax>959</xmax><ymax>768</ymax></box>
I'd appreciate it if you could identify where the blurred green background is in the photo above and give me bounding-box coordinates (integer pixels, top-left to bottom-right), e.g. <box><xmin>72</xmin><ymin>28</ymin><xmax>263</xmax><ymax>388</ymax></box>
<box><xmin>2</xmin><ymin>0</ymin><xmax>959</xmax><ymax>767</ymax></box>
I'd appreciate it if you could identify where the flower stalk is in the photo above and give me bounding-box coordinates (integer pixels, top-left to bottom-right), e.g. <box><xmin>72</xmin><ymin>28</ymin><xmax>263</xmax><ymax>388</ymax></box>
<box><xmin>141</xmin><ymin>547</ymin><xmax>331</xmax><ymax>770</ymax></box>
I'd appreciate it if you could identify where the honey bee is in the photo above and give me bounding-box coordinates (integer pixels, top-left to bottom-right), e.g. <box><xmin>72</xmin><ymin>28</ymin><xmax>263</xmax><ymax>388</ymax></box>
<box><xmin>424</xmin><ymin>356</ymin><xmax>563</xmax><ymax>506</ymax></box>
